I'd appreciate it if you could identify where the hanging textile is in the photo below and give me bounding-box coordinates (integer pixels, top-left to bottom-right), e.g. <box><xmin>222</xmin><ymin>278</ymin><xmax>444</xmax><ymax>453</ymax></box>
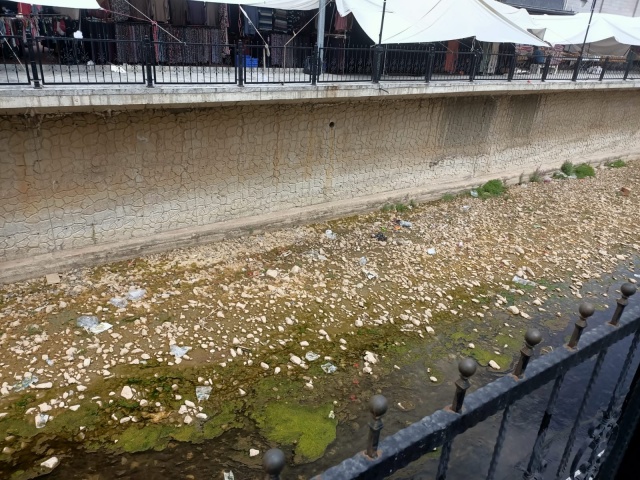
<box><xmin>129</xmin><ymin>0</ymin><xmax>152</xmax><ymax>18</ymax></box>
<box><xmin>257</xmin><ymin>7</ymin><xmax>272</xmax><ymax>32</ymax></box>
<box><xmin>204</xmin><ymin>2</ymin><xmax>218</xmax><ymax>27</ymax></box>
<box><xmin>187</xmin><ymin>0</ymin><xmax>205</xmax><ymax>25</ymax></box>
<box><xmin>444</xmin><ymin>40</ymin><xmax>459</xmax><ymax>74</ymax></box>
<box><xmin>242</xmin><ymin>5</ymin><xmax>258</xmax><ymax>35</ymax></box>
<box><xmin>169</xmin><ymin>0</ymin><xmax>188</xmax><ymax>26</ymax></box>
<box><xmin>110</xmin><ymin>0</ymin><xmax>130</xmax><ymax>21</ymax></box>
<box><xmin>219</xmin><ymin>3</ymin><xmax>229</xmax><ymax>54</ymax></box>
<box><xmin>273</xmin><ymin>9</ymin><xmax>286</xmax><ymax>33</ymax></box>
<box><xmin>151</xmin><ymin>0</ymin><xmax>169</xmax><ymax>22</ymax></box>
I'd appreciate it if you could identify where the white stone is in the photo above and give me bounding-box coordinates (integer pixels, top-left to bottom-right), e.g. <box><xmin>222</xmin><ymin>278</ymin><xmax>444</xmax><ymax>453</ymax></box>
<box><xmin>196</xmin><ymin>413</ymin><xmax>208</xmax><ymax>420</ymax></box>
<box><xmin>429</xmin><ymin>376</ymin><xmax>438</xmax><ymax>383</ymax></box>
<box><xmin>260</xmin><ymin>362</ymin><xmax>269</xmax><ymax>370</ymax></box>
<box><xmin>274</xmin><ymin>367</ymin><xmax>281</xmax><ymax>374</ymax></box>
<box><xmin>507</xmin><ymin>306</ymin><xmax>520</xmax><ymax>315</ymax></box>
<box><xmin>363</xmin><ymin>351</ymin><xmax>378</xmax><ymax>365</ymax></box>
<box><xmin>35</xmin><ymin>382</ymin><xmax>53</xmax><ymax>389</ymax></box>
<box><xmin>184</xmin><ymin>415</ymin><xmax>193</xmax><ymax>425</ymax></box>
<box><xmin>426</xmin><ymin>326</ymin><xmax>435</xmax><ymax>334</ymax></box>
<box><xmin>120</xmin><ymin>386</ymin><xmax>134</xmax><ymax>400</ymax></box>
<box><xmin>489</xmin><ymin>360</ymin><xmax>501</xmax><ymax>370</ymax></box>
<box><xmin>41</xmin><ymin>457</ymin><xmax>59</xmax><ymax>469</ymax></box>
<box><xmin>266</xmin><ymin>270</ymin><xmax>278</xmax><ymax>279</ymax></box>
<box><xmin>45</xmin><ymin>274</ymin><xmax>60</xmax><ymax>285</ymax></box>
<box><xmin>185</xmin><ymin>400</ymin><xmax>195</xmax><ymax>408</ymax></box>
<box><xmin>239</xmin><ymin>388</ymin><xmax>246</xmax><ymax>396</ymax></box>
<box><xmin>290</xmin><ymin>355</ymin><xmax>302</xmax><ymax>365</ymax></box>
<box><xmin>300</xmin><ymin>341</ymin><xmax>309</xmax><ymax>347</ymax></box>
<box><xmin>354</xmin><ymin>319</ymin><xmax>364</xmax><ymax>327</ymax></box>
<box><xmin>290</xmin><ymin>265</ymin><xmax>301</xmax><ymax>274</ymax></box>
<box><xmin>249</xmin><ymin>449</ymin><xmax>260</xmax><ymax>457</ymax></box>
<box><xmin>468</xmin><ymin>343</ymin><xmax>475</xmax><ymax>349</ymax></box>
<box><xmin>69</xmin><ymin>405</ymin><xmax>80</xmax><ymax>412</ymax></box>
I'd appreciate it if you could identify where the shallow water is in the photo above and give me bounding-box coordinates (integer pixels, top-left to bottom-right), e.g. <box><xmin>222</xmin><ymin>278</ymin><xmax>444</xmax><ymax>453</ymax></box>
<box><xmin>38</xmin><ymin>262</ymin><xmax>640</xmax><ymax>479</ymax></box>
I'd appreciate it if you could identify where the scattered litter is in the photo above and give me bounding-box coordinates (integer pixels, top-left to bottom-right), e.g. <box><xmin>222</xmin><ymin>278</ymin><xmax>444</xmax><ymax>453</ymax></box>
<box><xmin>305</xmin><ymin>351</ymin><xmax>320</xmax><ymax>362</ymax></box>
<box><xmin>396</xmin><ymin>220</ymin><xmax>412</xmax><ymax>228</ymax></box>
<box><xmin>90</xmin><ymin>322</ymin><xmax>113</xmax><ymax>334</ymax></box>
<box><xmin>365</xmin><ymin>270</ymin><xmax>379</xmax><ymax>280</ymax></box>
<box><xmin>358</xmin><ymin>256</ymin><xmax>368</xmax><ymax>266</ymax></box>
<box><xmin>325</xmin><ymin>229</ymin><xmax>337</xmax><ymax>240</ymax></box>
<box><xmin>512</xmin><ymin>275</ymin><xmax>537</xmax><ymax>287</ymax></box>
<box><xmin>109</xmin><ymin>297</ymin><xmax>128</xmax><ymax>308</ymax></box>
<box><xmin>372</xmin><ymin>232</ymin><xmax>387</xmax><ymax>242</ymax></box>
<box><xmin>86</xmin><ymin>60</ymin><xmax>95</xmax><ymax>66</ymax></box>
<box><xmin>127</xmin><ymin>289</ymin><xmax>147</xmax><ymax>301</ymax></box>
<box><xmin>76</xmin><ymin>316</ymin><xmax>99</xmax><ymax>330</ymax></box>
<box><xmin>306</xmin><ymin>250</ymin><xmax>328</xmax><ymax>261</ymax></box>
<box><xmin>14</xmin><ymin>375</ymin><xmax>39</xmax><ymax>392</ymax></box>
<box><xmin>223</xmin><ymin>471</ymin><xmax>235</xmax><ymax>480</ymax></box>
<box><xmin>470</xmin><ymin>190</ymin><xmax>479</xmax><ymax>198</ymax></box>
<box><xmin>45</xmin><ymin>273</ymin><xmax>60</xmax><ymax>285</ymax></box>
<box><xmin>170</xmin><ymin>345</ymin><xmax>192</xmax><ymax>358</ymax></box>
<box><xmin>196</xmin><ymin>386</ymin><xmax>212</xmax><ymax>402</ymax></box>
<box><xmin>461</xmin><ymin>205</ymin><xmax>470</xmax><ymax>212</ymax></box>
<box><xmin>321</xmin><ymin>362</ymin><xmax>337</xmax><ymax>374</ymax></box>
<box><xmin>427</xmin><ymin>248</ymin><xmax>437</xmax><ymax>255</ymax></box>
<box><xmin>328</xmin><ymin>410</ymin><xmax>335</xmax><ymax>419</ymax></box>
<box><xmin>35</xmin><ymin>413</ymin><xmax>49</xmax><ymax>429</ymax></box>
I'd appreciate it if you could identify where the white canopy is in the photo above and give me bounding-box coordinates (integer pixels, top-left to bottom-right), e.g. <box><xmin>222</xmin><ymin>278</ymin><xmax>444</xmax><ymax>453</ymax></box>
<box><xmin>532</xmin><ymin>12</ymin><xmax>640</xmax><ymax>55</ymax></box>
<box><xmin>226</xmin><ymin>0</ymin><xmax>547</xmax><ymax>45</ymax></box>
<box><xmin>5</xmin><ymin>0</ymin><xmax>101</xmax><ymax>8</ymax></box>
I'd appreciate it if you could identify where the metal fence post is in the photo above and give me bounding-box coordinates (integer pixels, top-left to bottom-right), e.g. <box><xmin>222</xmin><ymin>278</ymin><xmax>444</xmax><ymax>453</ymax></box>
<box><xmin>541</xmin><ymin>55</ymin><xmax>552</xmax><ymax>82</ymax></box>
<box><xmin>25</xmin><ymin>30</ymin><xmax>41</xmax><ymax>89</ymax></box>
<box><xmin>365</xmin><ymin>394</ymin><xmax>388</xmax><ymax>459</ymax></box>
<box><xmin>600</xmin><ymin>56</ymin><xmax>609</xmax><ymax>81</ymax></box>
<box><xmin>310</xmin><ymin>46</ymin><xmax>318</xmax><ymax>86</ymax></box>
<box><xmin>469</xmin><ymin>50</ymin><xmax>478</xmax><ymax>82</ymax></box>
<box><xmin>572</xmin><ymin>55</ymin><xmax>582</xmax><ymax>81</ymax></box>
<box><xmin>513</xmin><ymin>329</ymin><xmax>542</xmax><ymax>377</ymax></box>
<box><xmin>263</xmin><ymin>448</ymin><xmax>285</xmax><ymax>480</ymax></box>
<box><xmin>609</xmin><ymin>283</ymin><xmax>637</xmax><ymax>327</ymax></box>
<box><xmin>372</xmin><ymin>45</ymin><xmax>383</xmax><ymax>83</ymax></box>
<box><xmin>507</xmin><ymin>53</ymin><xmax>516</xmax><ymax>82</ymax></box>
<box><xmin>425</xmin><ymin>45</ymin><xmax>434</xmax><ymax>83</ymax></box>
<box><xmin>623</xmin><ymin>51</ymin><xmax>635</xmax><ymax>80</ymax></box>
<box><xmin>451</xmin><ymin>358</ymin><xmax>476</xmax><ymax>413</ymax></box>
<box><xmin>237</xmin><ymin>40</ymin><xmax>244</xmax><ymax>87</ymax></box>
<box><xmin>567</xmin><ymin>302</ymin><xmax>595</xmax><ymax>349</ymax></box>
<box><xmin>144</xmin><ymin>35</ymin><xmax>153</xmax><ymax>88</ymax></box>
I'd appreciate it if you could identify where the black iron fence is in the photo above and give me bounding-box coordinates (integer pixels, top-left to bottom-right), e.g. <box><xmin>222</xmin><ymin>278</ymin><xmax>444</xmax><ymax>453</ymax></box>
<box><xmin>256</xmin><ymin>283</ymin><xmax>640</xmax><ymax>479</ymax></box>
<box><xmin>2</xmin><ymin>32</ymin><xmax>639</xmax><ymax>88</ymax></box>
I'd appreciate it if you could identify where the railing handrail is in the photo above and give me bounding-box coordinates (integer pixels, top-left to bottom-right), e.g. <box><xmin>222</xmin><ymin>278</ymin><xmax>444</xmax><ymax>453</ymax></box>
<box><xmin>312</xmin><ymin>301</ymin><xmax>640</xmax><ymax>479</ymax></box>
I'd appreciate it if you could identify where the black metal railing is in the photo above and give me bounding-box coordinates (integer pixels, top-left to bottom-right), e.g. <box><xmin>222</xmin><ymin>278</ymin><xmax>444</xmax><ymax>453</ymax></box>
<box><xmin>257</xmin><ymin>283</ymin><xmax>640</xmax><ymax>479</ymax></box>
<box><xmin>1</xmin><ymin>35</ymin><xmax>638</xmax><ymax>88</ymax></box>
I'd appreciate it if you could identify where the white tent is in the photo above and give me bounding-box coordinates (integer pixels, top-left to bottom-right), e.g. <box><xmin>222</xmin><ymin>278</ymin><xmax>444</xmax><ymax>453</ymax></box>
<box><xmin>532</xmin><ymin>12</ymin><xmax>640</xmax><ymax>55</ymax></box>
<box><xmin>4</xmin><ymin>0</ymin><xmax>101</xmax><ymax>8</ymax></box>
<box><xmin>225</xmin><ymin>0</ymin><xmax>547</xmax><ymax>45</ymax></box>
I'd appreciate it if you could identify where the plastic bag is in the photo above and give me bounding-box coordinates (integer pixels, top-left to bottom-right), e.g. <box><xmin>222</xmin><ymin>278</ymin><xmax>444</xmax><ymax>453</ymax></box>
<box><xmin>76</xmin><ymin>316</ymin><xmax>99</xmax><ymax>330</ymax></box>
<box><xmin>512</xmin><ymin>275</ymin><xmax>537</xmax><ymax>287</ymax></box>
<box><xmin>305</xmin><ymin>352</ymin><xmax>320</xmax><ymax>362</ymax></box>
<box><xmin>127</xmin><ymin>289</ymin><xmax>146</xmax><ymax>301</ymax></box>
<box><xmin>325</xmin><ymin>229</ymin><xmax>337</xmax><ymax>240</ymax></box>
<box><xmin>196</xmin><ymin>386</ymin><xmax>212</xmax><ymax>402</ymax></box>
<box><xmin>321</xmin><ymin>362</ymin><xmax>337</xmax><ymax>374</ymax></box>
<box><xmin>90</xmin><ymin>322</ymin><xmax>113</xmax><ymax>334</ymax></box>
<box><xmin>170</xmin><ymin>345</ymin><xmax>192</xmax><ymax>358</ymax></box>
<box><xmin>109</xmin><ymin>297</ymin><xmax>128</xmax><ymax>308</ymax></box>
<box><xmin>14</xmin><ymin>375</ymin><xmax>39</xmax><ymax>392</ymax></box>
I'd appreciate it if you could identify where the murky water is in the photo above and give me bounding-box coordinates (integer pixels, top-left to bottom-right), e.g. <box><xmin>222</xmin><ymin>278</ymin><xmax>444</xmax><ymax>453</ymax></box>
<box><xmin>40</xmin><ymin>262</ymin><xmax>640</xmax><ymax>480</ymax></box>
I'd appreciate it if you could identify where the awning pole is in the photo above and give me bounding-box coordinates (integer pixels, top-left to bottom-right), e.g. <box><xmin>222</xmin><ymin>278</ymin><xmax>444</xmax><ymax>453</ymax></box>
<box><xmin>579</xmin><ymin>0</ymin><xmax>598</xmax><ymax>56</ymax></box>
<box><xmin>378</xmin><ymin>0</ymin><xmax>387</xmax><ymax>45</ymax></box>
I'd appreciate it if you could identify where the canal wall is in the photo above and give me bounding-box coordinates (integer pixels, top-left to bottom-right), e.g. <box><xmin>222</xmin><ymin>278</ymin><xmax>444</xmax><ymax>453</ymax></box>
<box><xmin>2</xmin><ymin>85</ymin><xmax>640</xmax><ymax>281</ymax></box>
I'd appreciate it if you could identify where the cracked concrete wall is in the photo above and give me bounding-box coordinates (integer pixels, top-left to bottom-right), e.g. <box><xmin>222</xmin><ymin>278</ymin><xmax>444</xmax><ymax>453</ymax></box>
<box><xmin>2</xmin><ymin>90</ymin><xmax>640</xmax><ymax>263</ymax></box>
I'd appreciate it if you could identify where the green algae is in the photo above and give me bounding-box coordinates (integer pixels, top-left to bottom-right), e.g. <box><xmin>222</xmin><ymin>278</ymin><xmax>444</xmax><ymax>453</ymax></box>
<box><xmin>254</xmin><ymin>402</ymin><xmax>337</xmax><ymax>462</ymax></box>
<box><xmin>117</xmin><ymin>424</ymin><xmax>173</xmax><ymax>453</ymax></box>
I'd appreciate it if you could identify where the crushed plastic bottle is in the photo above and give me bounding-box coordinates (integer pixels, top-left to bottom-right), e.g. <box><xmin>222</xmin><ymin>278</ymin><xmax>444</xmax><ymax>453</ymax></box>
<box><xmin>427</xmin><ymin>248</ymin><xmax>437</xmax><ymax>255</ymax></box>
<box><xmin>14</xmin><ymin>375</ymin><xmax>39</xmax><ymax>392</ymax></box>
<box><xmin>321</xmin><ymin>362</ymin><xmax>337</xmax><ymax>374</ymax></box>
<box><xmin>512</xmin><ymin>275</ymin><xmax>537</xmax><ymax>287</ymax></box>
<box><xmin>305</xmin><ymin>351</ymin><xmax>320</xmax><ymax>362</ymax></box>
<box><xmin>470</xmin><ymin>190</ymin><xmax>479</xmax><ymax>198</ymax></box>
<box><xmin>223</xmin><ymin>471</ymin><xmax>235</xmax><ymax>480</ymax></box>
<box><xmin>358</xmin><ymin>256</ymin><xmax>368</xmax><ymax>266</ymax></box>
<box><xmin>76</xmin><ymin>315</ymin><xmax>99</xmax><ymax>330</ymax></box>
<box><xmin>109</xmin><ymin>297</ymin><xmax>128</xmax><ymax>308</ymax></box>
<box><xmin>35</xmin><ymin>413</ymin><xmax>49</xmax><ymax>429</ymax></box>
<box><xmin>461</xmin><ymin>205</ymin><xmax>471</xmax><ymax>212</ymax></box>
<box><xmin>90</xmin><ymin>322</ymin><xmax>113</xmax><ymax>334</ymax></box>
<box><xmin>398</xmin><ymin>220</ymin><xmax>412</xmax><ymax>228</ymax></box>
<box><xmin>325</xmin><ymin>229</ymin><xmax>337</xmax><ymax>240</ymax></box>
<box><xmin>170</xmin><ymin>345</ymin><xmax>192</xmax><ymax>358</ymax></box>
<box><xmin>127</xmin><ymin>289</ymin><xmax>147</xmax><ymax>301</ymax></box>
<box><xmin>196</xmin><ymin>386</ymin><xmax>212</xmax><ymax>402</ymax></box>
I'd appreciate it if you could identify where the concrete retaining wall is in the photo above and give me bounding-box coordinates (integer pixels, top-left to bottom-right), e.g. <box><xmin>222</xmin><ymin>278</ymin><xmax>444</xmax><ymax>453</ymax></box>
<box><xmin>2</xmin><ymin>88</ymin><xmax>640</xmax><ymax>281</ymax></box>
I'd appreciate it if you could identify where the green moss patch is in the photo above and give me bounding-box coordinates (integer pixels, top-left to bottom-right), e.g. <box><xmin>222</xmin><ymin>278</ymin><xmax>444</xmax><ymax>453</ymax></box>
<box><xmin>117</xmin><ymin>424</ymin><xmax>172</xmax><ymax>453</ymax></box>
<box><xmin>255</xmin><ymin>403</ymin><xmax>337</xmax><ymax>462</ymax></box>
